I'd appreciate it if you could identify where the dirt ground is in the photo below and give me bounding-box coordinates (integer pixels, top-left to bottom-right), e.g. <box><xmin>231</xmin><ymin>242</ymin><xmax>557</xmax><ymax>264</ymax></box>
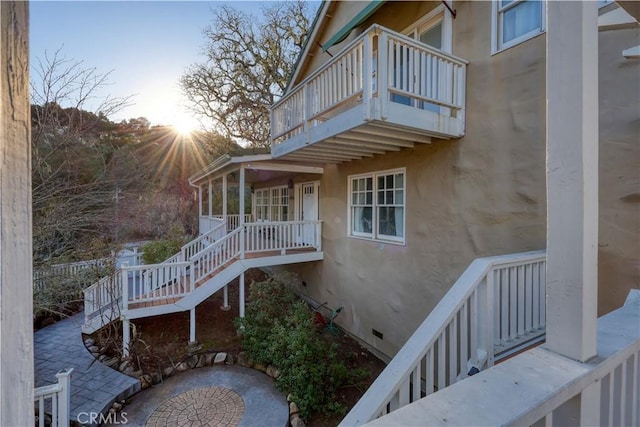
<box><xmin>89</xmin><ymin>269</ymin><xmax>386</xmax><ymax>426</ymax></box>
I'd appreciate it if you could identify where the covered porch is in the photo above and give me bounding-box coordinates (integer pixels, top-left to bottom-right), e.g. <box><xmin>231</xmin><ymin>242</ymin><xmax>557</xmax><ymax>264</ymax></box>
<box><xmin>188</xmin><ymin>149</ymin><xmax>324</xmax><ymax>236</ymax></box>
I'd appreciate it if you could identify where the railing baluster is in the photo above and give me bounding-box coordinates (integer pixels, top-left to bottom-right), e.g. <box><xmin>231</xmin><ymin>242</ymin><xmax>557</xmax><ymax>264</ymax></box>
<box><xmin>517</xmin><ymin>265</ymin><xmax>525</xmax><ymax>337</ymax></box>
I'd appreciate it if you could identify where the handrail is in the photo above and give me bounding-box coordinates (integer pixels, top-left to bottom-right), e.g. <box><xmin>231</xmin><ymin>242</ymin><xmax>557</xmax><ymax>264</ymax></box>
<box><xmin>181</xmin><ymin>221</ymin><xmax>226</xmax><ymax>261</ymax></box>
<box><xmin>190</xmin><ymin>227</ymin><xmax>243</xmax><ymax>283</ymax></box>
<box><xmin>34</xmin><ymin>368</ymin><xmax>73</xmax><ymax>427</ymax></box>
<box><xmin>340</xmin><ymin>250</ymin><xmax>546</xmax><ymax>426</ymax></box>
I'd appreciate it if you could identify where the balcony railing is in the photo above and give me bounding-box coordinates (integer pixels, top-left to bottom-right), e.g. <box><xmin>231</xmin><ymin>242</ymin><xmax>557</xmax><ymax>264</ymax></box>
<box><xmin>271</xmin><ymin>24</ymin><xmax>468</xmax><ymax>152</ymax></box>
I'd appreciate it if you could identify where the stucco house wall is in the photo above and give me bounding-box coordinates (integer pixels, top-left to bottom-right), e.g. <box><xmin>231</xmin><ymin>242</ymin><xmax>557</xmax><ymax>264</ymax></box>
<box><xmin>273</xmin><ymin>1</ymin><xmax>638</xmax><ymax>359</ymax></box>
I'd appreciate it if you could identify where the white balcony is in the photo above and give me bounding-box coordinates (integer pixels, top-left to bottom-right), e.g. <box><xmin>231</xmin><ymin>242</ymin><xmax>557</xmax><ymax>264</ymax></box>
<box><xmin>270</xmin><ymin>24</ymin><xmax>468</xmax><ymax>163</ymax></box>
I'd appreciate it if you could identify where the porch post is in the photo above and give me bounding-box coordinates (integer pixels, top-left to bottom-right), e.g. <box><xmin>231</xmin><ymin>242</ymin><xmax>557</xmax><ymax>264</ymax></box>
<box><xmin>239</xmin><ymin>166</ymin><xmax>246</xmax><ymax>259</ymax></box>
<box><xmin>222</xmin><ymin>174</ymin><xmax>228</xmax><ymax>226</ymax></box>
<box><xmin>239</xmin><ymin>273</ymin><xmax>245</xmax><ymax>318</ymax></box>
<box><xmin>122</xmin><ymin>318</ymin><xmax>131</xmax><ymax>357</ymax></box>
<box><xmin>189</xmin><ymin>308</ymin><xmax>196</xmax><ymax>344</ymax></box>
<box><xmin>198</xmin><ymin>185</ymin><xmax>203</xmax><ymax>218</ymax></box>
<box><xmin>545</xmin><ymin>0</ymin><xmax>598</xmax><ymax>362</ymax></box>
<box><xmin>221</xmin><ymin>285</ymin><xmax>230</xmax><ymax>311</ymax></box>
<box><xmin>208</xmin><ymin>179</ymin><xmax>213</xmax><ymax>216</ymax></box>
<box><xmin>0</xmin><ymin>4</ymin><xmax>34</xmax><ymax>424</ymax></box>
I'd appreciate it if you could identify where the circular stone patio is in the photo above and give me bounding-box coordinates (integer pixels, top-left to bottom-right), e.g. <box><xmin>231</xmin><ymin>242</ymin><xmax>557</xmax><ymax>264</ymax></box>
<box><xmin>109</xmin><ymin>366</ymin><xmax>288</xmax><ymax>427</ymax></box>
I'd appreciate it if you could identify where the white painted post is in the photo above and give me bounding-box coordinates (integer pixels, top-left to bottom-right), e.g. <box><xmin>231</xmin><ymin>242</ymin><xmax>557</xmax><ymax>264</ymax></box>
<box><xmin>0</xmin><ymin>4</ymin><xmax>33</xmax><ymax>425</ymax></box>
<box><xmin>239</xmin><ymin>167</ymin><xmax>245</xmax><ymax>259</ymax></box>
<box><xmin>198</xmin><ymin>185</ymin><xmax>203</xmax><ymax>218</ymax></box>
<box><xmin>221</xmin><ymin>285</ymin><xmax>230</xmax><ymax>311</ymax></box>
<box><xmin>55</xmin><ymin>369</ymin><xmax>73</xmax><ymax>426</ymax></box>
<box><xmin>189</xmin><ymin>308</ymin><xmax>196</xmax><ymax>344</ymax></box>
<box><xmin>545</xmin><ymin>0</ymin><xmax>599</xmax><ymax>362</ymax></box>
<box><xmin>239</xmin><ymin>273</ymin><xmax>245</xmax><ymax>318</ymax></box>
<box><xmin>208</xmin><ymin>179</ymin><xmax>213</xmax><ymax>217</ymax></box>
<box><xmin>222</xmin><ymin>174</ymin><xmax>228</xmax><ymax>225</ymax></box>
<box><xmin>363</xmin><ymin>33</ymin><xmax>373</xmax><ymax>121</ymax></box>
<box><xmin>378</xmin><ymin>30</ymin><xmax>389</xmax><ymax>120</ymax></box>
<box><xmin>122</xmin><ymin>318</ymin><xmax>131</xmax><ymax>357</ymax></box>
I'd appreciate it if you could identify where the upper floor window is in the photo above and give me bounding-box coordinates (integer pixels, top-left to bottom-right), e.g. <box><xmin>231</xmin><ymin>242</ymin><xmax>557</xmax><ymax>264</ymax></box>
<box><xmin>348</xmin><ymin>169</ymin><xmax>405</xmax><ymax>244</ymax></box>
<box><xmin>493</xmin><ymin>0</ymin><xmax>545</xmax><ymax>53</ymax></box>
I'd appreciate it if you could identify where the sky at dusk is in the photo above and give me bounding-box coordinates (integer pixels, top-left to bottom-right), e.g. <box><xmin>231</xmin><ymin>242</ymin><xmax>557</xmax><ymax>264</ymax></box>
<box><xmin>29</xmin><ymin>1</ymin><xmax>277</xmax><ymax>128</ymax></box>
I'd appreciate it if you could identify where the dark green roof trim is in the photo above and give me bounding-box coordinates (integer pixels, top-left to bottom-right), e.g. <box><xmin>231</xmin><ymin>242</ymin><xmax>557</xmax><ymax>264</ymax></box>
<box><xmin>321</xmin><ymin>0</ymin><xmax>384</xmax><ymax>52</ymax></box>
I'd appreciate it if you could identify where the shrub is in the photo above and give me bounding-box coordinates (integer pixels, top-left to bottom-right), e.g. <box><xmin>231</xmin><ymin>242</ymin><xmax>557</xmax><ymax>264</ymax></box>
<box><xmin>237</xmin><ymin>278</ymin><xmax>362</xmax><ymax>418</ymax></box>
<box><xmin>141</xmin><ymin>224</ymin><xmax>187</xmax><ymax>264</ymax></box>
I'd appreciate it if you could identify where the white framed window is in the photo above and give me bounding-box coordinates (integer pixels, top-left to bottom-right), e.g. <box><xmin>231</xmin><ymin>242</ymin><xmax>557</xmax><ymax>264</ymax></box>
<box><xmin>492</xmin><ymin>0</ymin><xmax>545</xmax><ymax>54</ymax></box>
<box><xmin>270</xmin><ymin>186</ymin><xmax>289</xmax><ymax>221</ymax></box>
<box><xmin>348</xmin><ymin>168</ymin><xmax>406</xmax><ymax>244</ymax></box>
<box><xmin>255</xmin><ymin>189</ymin><xmax>270</xmax><ymax>221</ymax></box>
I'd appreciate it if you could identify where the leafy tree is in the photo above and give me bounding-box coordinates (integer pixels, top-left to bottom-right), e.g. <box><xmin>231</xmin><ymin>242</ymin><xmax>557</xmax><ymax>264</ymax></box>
<box><xmin>180</xmin><ymin>1</ymin><xmax>313</xmax><ymax>147</ymax></box>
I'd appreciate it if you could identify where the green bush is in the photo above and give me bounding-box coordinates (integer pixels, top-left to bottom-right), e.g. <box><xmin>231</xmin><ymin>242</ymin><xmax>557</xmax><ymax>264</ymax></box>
<box><xmin>141</xmin><ymin>224</ymin><xmax>187</xmax><ymax>264</ymax></box>
<box><xmin>236</xmin><ymin>279</ymin><xmax>362</xmax><ymax>418</ymax></box>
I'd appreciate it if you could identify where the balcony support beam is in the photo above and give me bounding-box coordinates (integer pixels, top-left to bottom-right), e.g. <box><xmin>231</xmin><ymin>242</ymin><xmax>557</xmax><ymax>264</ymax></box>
<box><xmin>545</xmin><ymin>0</ymin><xmax>598</xmax><ymax>362</ymax></box>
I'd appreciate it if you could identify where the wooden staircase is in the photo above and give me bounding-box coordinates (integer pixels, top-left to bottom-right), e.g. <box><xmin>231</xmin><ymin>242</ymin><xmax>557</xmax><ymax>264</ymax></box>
<box><xmin>82</xmin><ymin>221</ymin><xmax>323</xmax><ymax>334</ymax></box>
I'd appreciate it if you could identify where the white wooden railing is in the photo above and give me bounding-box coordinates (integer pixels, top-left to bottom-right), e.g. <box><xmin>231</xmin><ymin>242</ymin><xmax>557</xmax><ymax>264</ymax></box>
<box><xmin>34</xmin><ymin>369</ymin><xmax>73</xmax><ymax>427</ymax></box>
<box><xmin>34</xmin><ymin>258</ymin><xmax>109</xmax><ymax>291</ymax></box>
<box><xmin>182</xmin><ymin>222</ymin><xmax>227</xmax><ymax>261</ymax></box>
<box><xmin>245</xmin><ymin>221</ymin><xmax>322</xmax><ymax>253</ymax></box>
<box><xmin>85</xmin><ymin>221</ymin><xmax>322</xmax><ymax>320</ymax></box>
<box><xmin>212</xmin><ymin>214</ymin><xmax>253</xmax><ymax>232</ymax></box>
<box><xmin>199</xmin><ymin>215</ymin><xmax>225</xmax><ymax>235</ymax></box>
<box><xmin>83</xmin><ymin>271</ymin><xmax>124</xmax><ymax>322</ymax></box>
<box><xmin>340</xmin><ymin>250</ymin><xmax>546</xmax><ymax>426</ymax></box>
<box><xmin>271</xmin><ymin>24</ymin><xmax>467</xmax><ymax>145</ymax></box>
<box><xmin>359</xmin><ymin>290</ymin><xmax>639</xmax><ymax>427</ymax></box>
<box><xmin>123</xmin><ymin>262</ymin><xmax>193</xmax><ymax>305</ymax></box>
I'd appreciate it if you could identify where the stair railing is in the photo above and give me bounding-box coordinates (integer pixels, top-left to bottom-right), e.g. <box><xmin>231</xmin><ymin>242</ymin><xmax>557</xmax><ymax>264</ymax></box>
<box><xmin>340</xmin><ymin>250</ymin><xmax>546</xmax><ymax>426</ymax></box>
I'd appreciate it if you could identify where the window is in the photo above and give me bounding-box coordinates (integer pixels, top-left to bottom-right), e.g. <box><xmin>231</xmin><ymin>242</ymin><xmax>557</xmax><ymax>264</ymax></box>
<box><xmin>255</xmin><ymin>189</ymin><xmax>269</xmax><ymax>221</ymax></box>
<box><xmin>348</xmin><ymin>169</ymin><xmax>405</xmax><ymax>244</ymax></box>
<box><xmin>270</xmin><ymin>186</ymin><xmax>289</xmax><ymax>221</ymax></box>
<box><xmin>493</xmin><ymin>0</ymin><xmax>545</xmax><ymax>53</ymax></box>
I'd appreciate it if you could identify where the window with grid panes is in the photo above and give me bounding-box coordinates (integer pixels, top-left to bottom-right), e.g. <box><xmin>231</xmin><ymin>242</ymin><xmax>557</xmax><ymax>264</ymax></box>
<box><xmin>270</xmin><ymin>186</ymin><xmax>289</xmax><ymax>221</ymax></box>
<box><xmin>349</xmin><ymin>169</ymin><xmax>405</xmax><ymax>243</ymax></box>
<box><xmin>255</xmin><ymin>189</ymin><xmax>269</xmax><ymax>221</ymax></box>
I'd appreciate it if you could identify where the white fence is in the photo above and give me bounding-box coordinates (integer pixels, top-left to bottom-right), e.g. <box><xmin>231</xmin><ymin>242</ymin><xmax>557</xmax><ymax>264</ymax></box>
<box><xmin>212</xmin><ymin>214</ymin><xmax>253</xmax><ymax>232</ymax></box>
<box><xmin>34</xmin><ymin>369</ymin><xmax>72</xmax><ymax>427</ymax></box>
<box><xmin>340</xmin><ymin>250</ymin><xmax>546</xmax><ymax>426</ymax></box>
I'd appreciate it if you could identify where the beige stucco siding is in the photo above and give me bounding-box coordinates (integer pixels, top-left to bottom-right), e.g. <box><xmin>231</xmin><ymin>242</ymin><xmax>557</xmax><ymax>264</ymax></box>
<box><xmin>278</xmin><ymin>1</ymin><xmax>638</xmax><ymax>359</ymax></box>
<box><xmin>597</xmin><ymin>27</ymin><xmax>640</xmax><ymax>315</ymax></box>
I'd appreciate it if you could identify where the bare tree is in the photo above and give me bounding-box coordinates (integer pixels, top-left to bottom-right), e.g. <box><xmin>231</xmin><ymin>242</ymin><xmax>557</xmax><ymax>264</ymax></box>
<box><xmin>180</xmin><ymin>1</ymin><xmax>312</xmax><ymax>147</ymax></box>
<box><xmin>30</xmin><ymin>49</ymin><xmax>134</xmax><ymax>265</ymax></box>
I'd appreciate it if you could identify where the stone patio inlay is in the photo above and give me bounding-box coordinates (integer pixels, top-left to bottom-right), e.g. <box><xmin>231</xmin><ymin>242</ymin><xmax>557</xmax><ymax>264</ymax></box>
<box><xmin>146</xmin><ymin>386</ymin><xmax>245</xmax><ymax>427</ymax></box>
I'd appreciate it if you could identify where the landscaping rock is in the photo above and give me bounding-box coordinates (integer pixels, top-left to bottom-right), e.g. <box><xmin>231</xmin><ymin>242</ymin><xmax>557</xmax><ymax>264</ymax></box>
<box><xmin>195</xmin><ymin>354</ymin><xmax>207</xmax><ymax>368</ymax></box>
<box><xmin>112</xmin><ymin>402</ymin><xmax>123</xmax><ymax>411</ymax></box>
<box><xmin>84</xmin><ymin>338</ymin><xmax>95</xmax><ymax>347</ymax></box>
<box><xmin>290</xmin><ymin>414</ymin><xmax>305</xmax><ymax>427</ymax></box>
<box><xmin>266</xmin><ymin>365</ymin><xmax>280</xmax><ymax>379</ymax></box>
<box><xmin>289</xmin><ymin>402</ymin><xmax>299</xmax><ymax>415</ymax></box>
<box><xmin>176</xmin><ymin>362</ymin><xmax>190</xmax><ymax>372</ymax></box>
<box><xmin>237</xmin><ymin>352</ymin><xmax>253</xmax><ymax>367</ymax></box>
<box><xmin>187</xmin><ymin>342</ymin><xmax>203</xmax><ymax>354</ymax></box>
<box><xmin>214</xmin><ymin>352</ymin><xmax>227</xmax><ymax>365</ymax></box>
<box><xmin>123</xmin><ymin>366</ymin><xmax>138</xmax><ymax>377</ymax></box>
<box><xmin>163</xmin><ymin>367</ymin><xmax>174</xmax><ymax>378</ymax></box>
<box><xmin>140</xmin><ymin>374</ymin><xmax>152</xmax><ymax>389</ymax></box>
<box><xmin>253</xmin><ymin>363</ymin><xmax>267</xmax><ymax>373</ymax></box>
<box><xmin>226</xmin><ymin>353</ymin><xmax>234</xmax><ymax>365</ymax></box>
<box><xmin>104</xmin><ymin>357</ymin><xmax>119</xmax><ymax>369</ymax></box>
<box><xmin>286</xmin><ymin>393</ymin><xmax>293</xmax><ymax>402</ymax></box>
<box><xmin>151</xmin><ymin>372</ymin><xmax>162</xmax><ymax>384</ymax></box>
<box><xmin>98</xmin><ymin>354</ymin><xmax>107</xmax><ymax>362</ymax></box>
<box><xmin>118</xmin><ymin>360</ymin><xmax>131</xmax><ymax>372</ymax></box>
<box><xmin>87</xmin><ymin>345</ymin><xmax>100</xmax><ymax>353</ymax></box>
<box><xmin>205</xmin><ymin>353</ymin><xmax>216</xmax><ymax>366</ymax></box>
<box><xmin>185</xmin><ymin>355</ymin><xmax>199</xmax><ymax>369</ymax></box>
